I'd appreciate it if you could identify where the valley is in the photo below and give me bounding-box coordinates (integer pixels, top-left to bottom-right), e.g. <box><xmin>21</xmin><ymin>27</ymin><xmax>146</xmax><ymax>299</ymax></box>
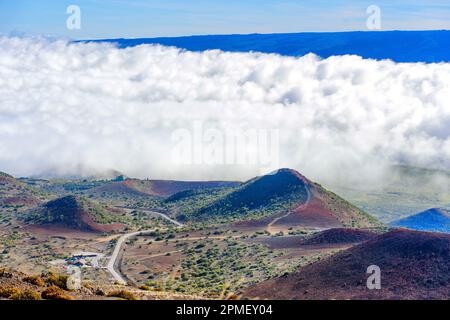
<box><xmin>0</xmin><ymin>166</ymin><xmax>449</xmax><ymax>300</ymax></box>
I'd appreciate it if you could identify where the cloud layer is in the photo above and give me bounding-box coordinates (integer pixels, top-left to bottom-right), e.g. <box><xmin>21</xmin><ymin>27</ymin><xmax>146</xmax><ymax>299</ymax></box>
<box><xmin>0</xmin><ymin>36</ymin><xmax>450</xmax><ymax>185</ymax></box>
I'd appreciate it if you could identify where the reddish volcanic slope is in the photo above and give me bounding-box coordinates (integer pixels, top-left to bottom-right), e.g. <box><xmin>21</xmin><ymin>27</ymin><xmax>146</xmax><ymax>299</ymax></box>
<box><xmin>300</xmin><ymin>228</ymin><xmax>378</xmax><ymax>245</ymax></box>
<box><xmin>278</xmin><ymin>189</ymin><xmax>342</xmax><ymax>228</ymax></box>
<box><xmin>244</xmin><ymin>229</ymin><xmax>450</xmax><ymax>300</ymax></box>
<box><xmin>238</xmin><ymin>169</ymin><xmax>381</xmax><ymax>230</ymax></box>
<box><xmin>0</xmin><ymin>172</ymin><xmax>41</xmax><ymax>207</ymax></box>
<box><xmin>277</xmin><ymin>181</ymin><xmax>381</xmax><ymax>229</ymax></box>
<box><xmin>92</xmin><ymin>179</ymin><xmax>240</xmax><ymax>198</ymax></box>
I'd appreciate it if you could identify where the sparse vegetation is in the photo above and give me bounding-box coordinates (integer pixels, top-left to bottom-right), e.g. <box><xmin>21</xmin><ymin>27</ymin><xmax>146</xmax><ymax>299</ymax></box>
<box><xmin>0</xmin><ymin>286</ymin><xmax>21</xmax><ymax>298</ymax></box>
<box><xmin>3</xmin><ymin>166</ymin><xmax>444</xmax><ymax>301</ymax></box>
<box><xmin>107</xmin><ymin>290</ymin><xmax>138</xmax><ymax>300</ymax></box>
<box><xmin>10</xmin><ymin>289</ymin><xmax>42</xmax><ymax>300</ymax></box>
<box><xmin>138</xmin><ymin>285</ymin><xmax>150</xmax><ymax>291</ymax></box>
<box><xmin>0</xmin><ymin>286</ymin><xmax>42</xmax><ymax>300</ymax></box>
<box><xmin>45</xmin><ymin>273</ymin><xmax>69</xmax><ymax>290</ymax></box>
<box><xmin>41</xmin><ymin>286</ymin><xmax>73</xmax><ymax>300</ymax></box>
<box><xmin>23</xmin><ymin>275</ymin><xmax>45</xmax><ymax>287</ymax></box>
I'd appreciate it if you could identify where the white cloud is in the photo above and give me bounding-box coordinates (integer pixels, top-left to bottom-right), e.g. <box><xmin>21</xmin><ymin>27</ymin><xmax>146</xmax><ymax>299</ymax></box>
<box><xmin>0</xmin><ymin>36</ymin><xmax>450</xmax><ymax>186</ymax></box>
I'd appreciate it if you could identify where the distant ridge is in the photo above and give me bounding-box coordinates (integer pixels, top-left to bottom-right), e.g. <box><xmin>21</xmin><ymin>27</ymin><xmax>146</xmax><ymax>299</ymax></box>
<box><xmin>391</xmin><ymin>208</ymin><xmax>450</xmax><ymax>233</ymax></box>
<box><xmin>84</xmin><ymin>30</ymin><xmax>450</xmax><ymax>63</ymax></box>
<box><xmin>91</xmin><ymin>179</ymin><xmax>240</xmax><ymax>198</ymax></box>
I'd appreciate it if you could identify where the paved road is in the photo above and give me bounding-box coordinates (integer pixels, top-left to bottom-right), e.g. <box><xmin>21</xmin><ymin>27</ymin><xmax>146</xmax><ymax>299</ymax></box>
<box><xmin>106</xmin><ymin>209</ymin><xmax>183</xmax><ymax>285</ymax></box>
<box><xmin>149</xmin><ymin>210</ymin><xmax>184</xmax><ymax>227</ymax></box>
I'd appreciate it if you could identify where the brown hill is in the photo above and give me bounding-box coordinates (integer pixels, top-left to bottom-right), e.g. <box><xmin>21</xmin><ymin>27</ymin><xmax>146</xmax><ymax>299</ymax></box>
<box><xmin>243</xmin><ymin>229</ymin><xmax>450</xmax><ymax>300</ymax></box>
<box><xmin>25</xmin><ymin>195</ymin><xmax>126</xmax><ymax>233</ymax></box>
<box><xmin>0</xmin><ymin>172</ymin><xmax>41</xmax><ymax>207</ymax></box>
<box><xmin>91</xmin><ymin>179</ymin><xmax>240</xmax><ymax>198</ymax></box>
<box><xmin>300</xmin><ymin>228</ymin><xmax>378</xmax><ymax>245</ymax></box>
<box><xmin>220</xmin><ymin>169</ymin><xmax>381</xmax><ymax>229</ymax></box>
<box><xmin>276</xmin><ymin>176</ymin><xmax>381</xmax><ymax>229</ymax></box>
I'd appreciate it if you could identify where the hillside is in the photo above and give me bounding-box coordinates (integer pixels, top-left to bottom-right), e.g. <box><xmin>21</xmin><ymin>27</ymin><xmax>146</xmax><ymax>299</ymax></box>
<box><xmin>24</xmin><ymin>195</ymin><xmax>126</xmax><ymax>233</ymax></box>
<box><xmin>277</xmin><ymin>179</ymin><xmax>381</xmax><ymax>229</ymax></box>
<box><xmin>182</xmin><ymin>169</ymin><xmax>309</xmax><ymax>221</ymax></box>
<box><xmin>0</xmin><ymin>172</ymin><xmax>42</xmax><ymax>207</ymax></box>
<box><xmin>176</xmin><ymin>169</ymin><xmax>380</xmax><ymax>229</ymax></box>
<box><xmin>243</xmin><ymin>229</ymin><xmax>450</xmax><ymax>300</ymax></box>
<box><xmin>91</xmin><ymin>178</ymin><xmax>240</xmax><ymax>198</ymax></box>
<box><xmin>391</xmin><ymin>208</ymin><xmax>450</xmax><ymax>233</ymax></box>
<box><xmin>300</xmin><ymin>228</ymin><xmax>378</xmax><ymax>245</ymax></box>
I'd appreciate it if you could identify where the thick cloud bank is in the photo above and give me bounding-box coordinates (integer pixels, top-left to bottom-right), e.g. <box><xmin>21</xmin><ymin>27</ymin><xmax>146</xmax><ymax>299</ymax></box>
<box><xmin>0</xmin><ymin>36</ymin><xmax>450</xmax><ymax>185</ymax></box>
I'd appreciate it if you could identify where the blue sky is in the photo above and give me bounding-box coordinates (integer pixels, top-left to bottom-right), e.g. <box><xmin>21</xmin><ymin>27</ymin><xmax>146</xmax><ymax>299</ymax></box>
<box><xmin>1</xmin><ymin>0</ymin><xmax>449</xmax><ymax>39</ymax></box>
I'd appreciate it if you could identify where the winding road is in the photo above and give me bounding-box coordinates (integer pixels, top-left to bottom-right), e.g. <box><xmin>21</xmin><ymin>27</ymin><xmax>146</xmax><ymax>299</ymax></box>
<box><xmin>266</xmin><ymin>185</ymin><xmax>311</xmax><ymax>234</ymax></box>
<box><xmin>106</xmin><ymin>209</ymin><xmax>183</xmax><ymax>285</ymax></box>
<box><xmin>107</xmin><ymin>188</ymin><xmax>311</xmax><ymax>284</ymax></box>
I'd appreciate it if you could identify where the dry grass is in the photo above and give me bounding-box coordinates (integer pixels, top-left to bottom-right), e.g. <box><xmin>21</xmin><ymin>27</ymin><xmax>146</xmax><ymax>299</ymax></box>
<box><xmin>107</xmin><ymin>290</ymin><xmax>138</xmax><ymax>300</ymax></box>
<box><xmin>0</xmin><ymin>286</ymin><xmax>21</xmax><ymax>298</ymax></box>
<box><xmin>45</xmin><ymin>273</ymin><xmax>69</xmax><ymax>290</ymax></box>
<box><xmin>0</xmin><ymin>286</ymin><xmax>41</xmax><ymax>300</ymax></box>
<box><xmin>10</xmin><ymin>289</ymin><xmax>42</xmax><ymax>300</ymax></box>
<box><xmin>0</xmin><ymin>268</ymin><xmax>12</xmax><ymax>278</ymax></box>
<box><xmin>138</xmin><ymin>285</ymin><xmax>151</xmax><ymax>291</ymax></box>
<box><xmin>23</xmin><ymin>275</ymin><xmax>46</xmax><ymax>287</ymax></box>
<box><xmin>41</xmin><ymin>286</ymin><xmax>73</xmax><ymax>300</ymax></box>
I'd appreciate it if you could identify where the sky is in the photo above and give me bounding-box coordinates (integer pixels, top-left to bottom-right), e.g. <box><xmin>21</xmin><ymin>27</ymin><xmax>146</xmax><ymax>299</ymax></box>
<box><xmin>0</xmin><ymin>0</ymin><xmax>450</xmax><ymax>39</ymax></box>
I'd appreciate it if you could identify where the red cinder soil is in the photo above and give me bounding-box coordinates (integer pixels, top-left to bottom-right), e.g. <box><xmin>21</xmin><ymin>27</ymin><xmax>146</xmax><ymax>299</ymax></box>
<box><xmin>243</xmin><ymin>229</ymin><xmax>450</xmax><ymax>300</ymax></box>
<box><xmin>279</xmin><ymin>191</ymin><xmax>342</xmax><ymax>228</ymax></box>
<box><xmin>258</xmin><ymin>228</ymin><xmax>377</xmax><ymax>250</ymax></box>
<box><xmin>94</xmin><ymin>179</ymin><xmax>239</xmax><ymax>198</ymax></box>
<box><xmin>300</xmin><ymin>228</ymin><xmax>378</xmax><ymax>245</ymax></box>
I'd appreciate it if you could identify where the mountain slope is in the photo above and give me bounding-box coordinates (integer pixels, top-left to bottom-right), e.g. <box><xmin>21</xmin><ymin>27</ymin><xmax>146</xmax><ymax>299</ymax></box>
<box><xmin>184</xmin><ymin>169</ymin><xmax>309</xmax><ymax>221</ymax></box>
<box><xmin>0</xmin><ymin>172</ymin><xmax>42</xmax><ymax>207</ymax></box>
<box><xmin>278</xmin><ymin>178</ymin><xmax>381</xmax><ymax>229</ymax></box>
<box><xmin>24</xmin><ymin>195</ymin><xmax>126</xmax><ymax>233</ymax></box>
<box><xmin>243</xmin><ymin>229</ymin><xmax>450</xmax><ymax>300</ymax></box>
<box><xmin>391</xmin><ymin>208</ymin><xmax>450</xmax><ymax>233</ymax></box>
<box><xmin>91</xmin><ymin>179</ymin><xmax>240</xmax><ymax>198</ymax></box>
<box><xmin>180</xmin><ymin>169</ymin><xmax>380</xmax><ymax>229</ymax></box>
<box><xmin>300</xmin><ymin>228</ymin><xmax>378</xmax><ymax>245</ymax></box>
